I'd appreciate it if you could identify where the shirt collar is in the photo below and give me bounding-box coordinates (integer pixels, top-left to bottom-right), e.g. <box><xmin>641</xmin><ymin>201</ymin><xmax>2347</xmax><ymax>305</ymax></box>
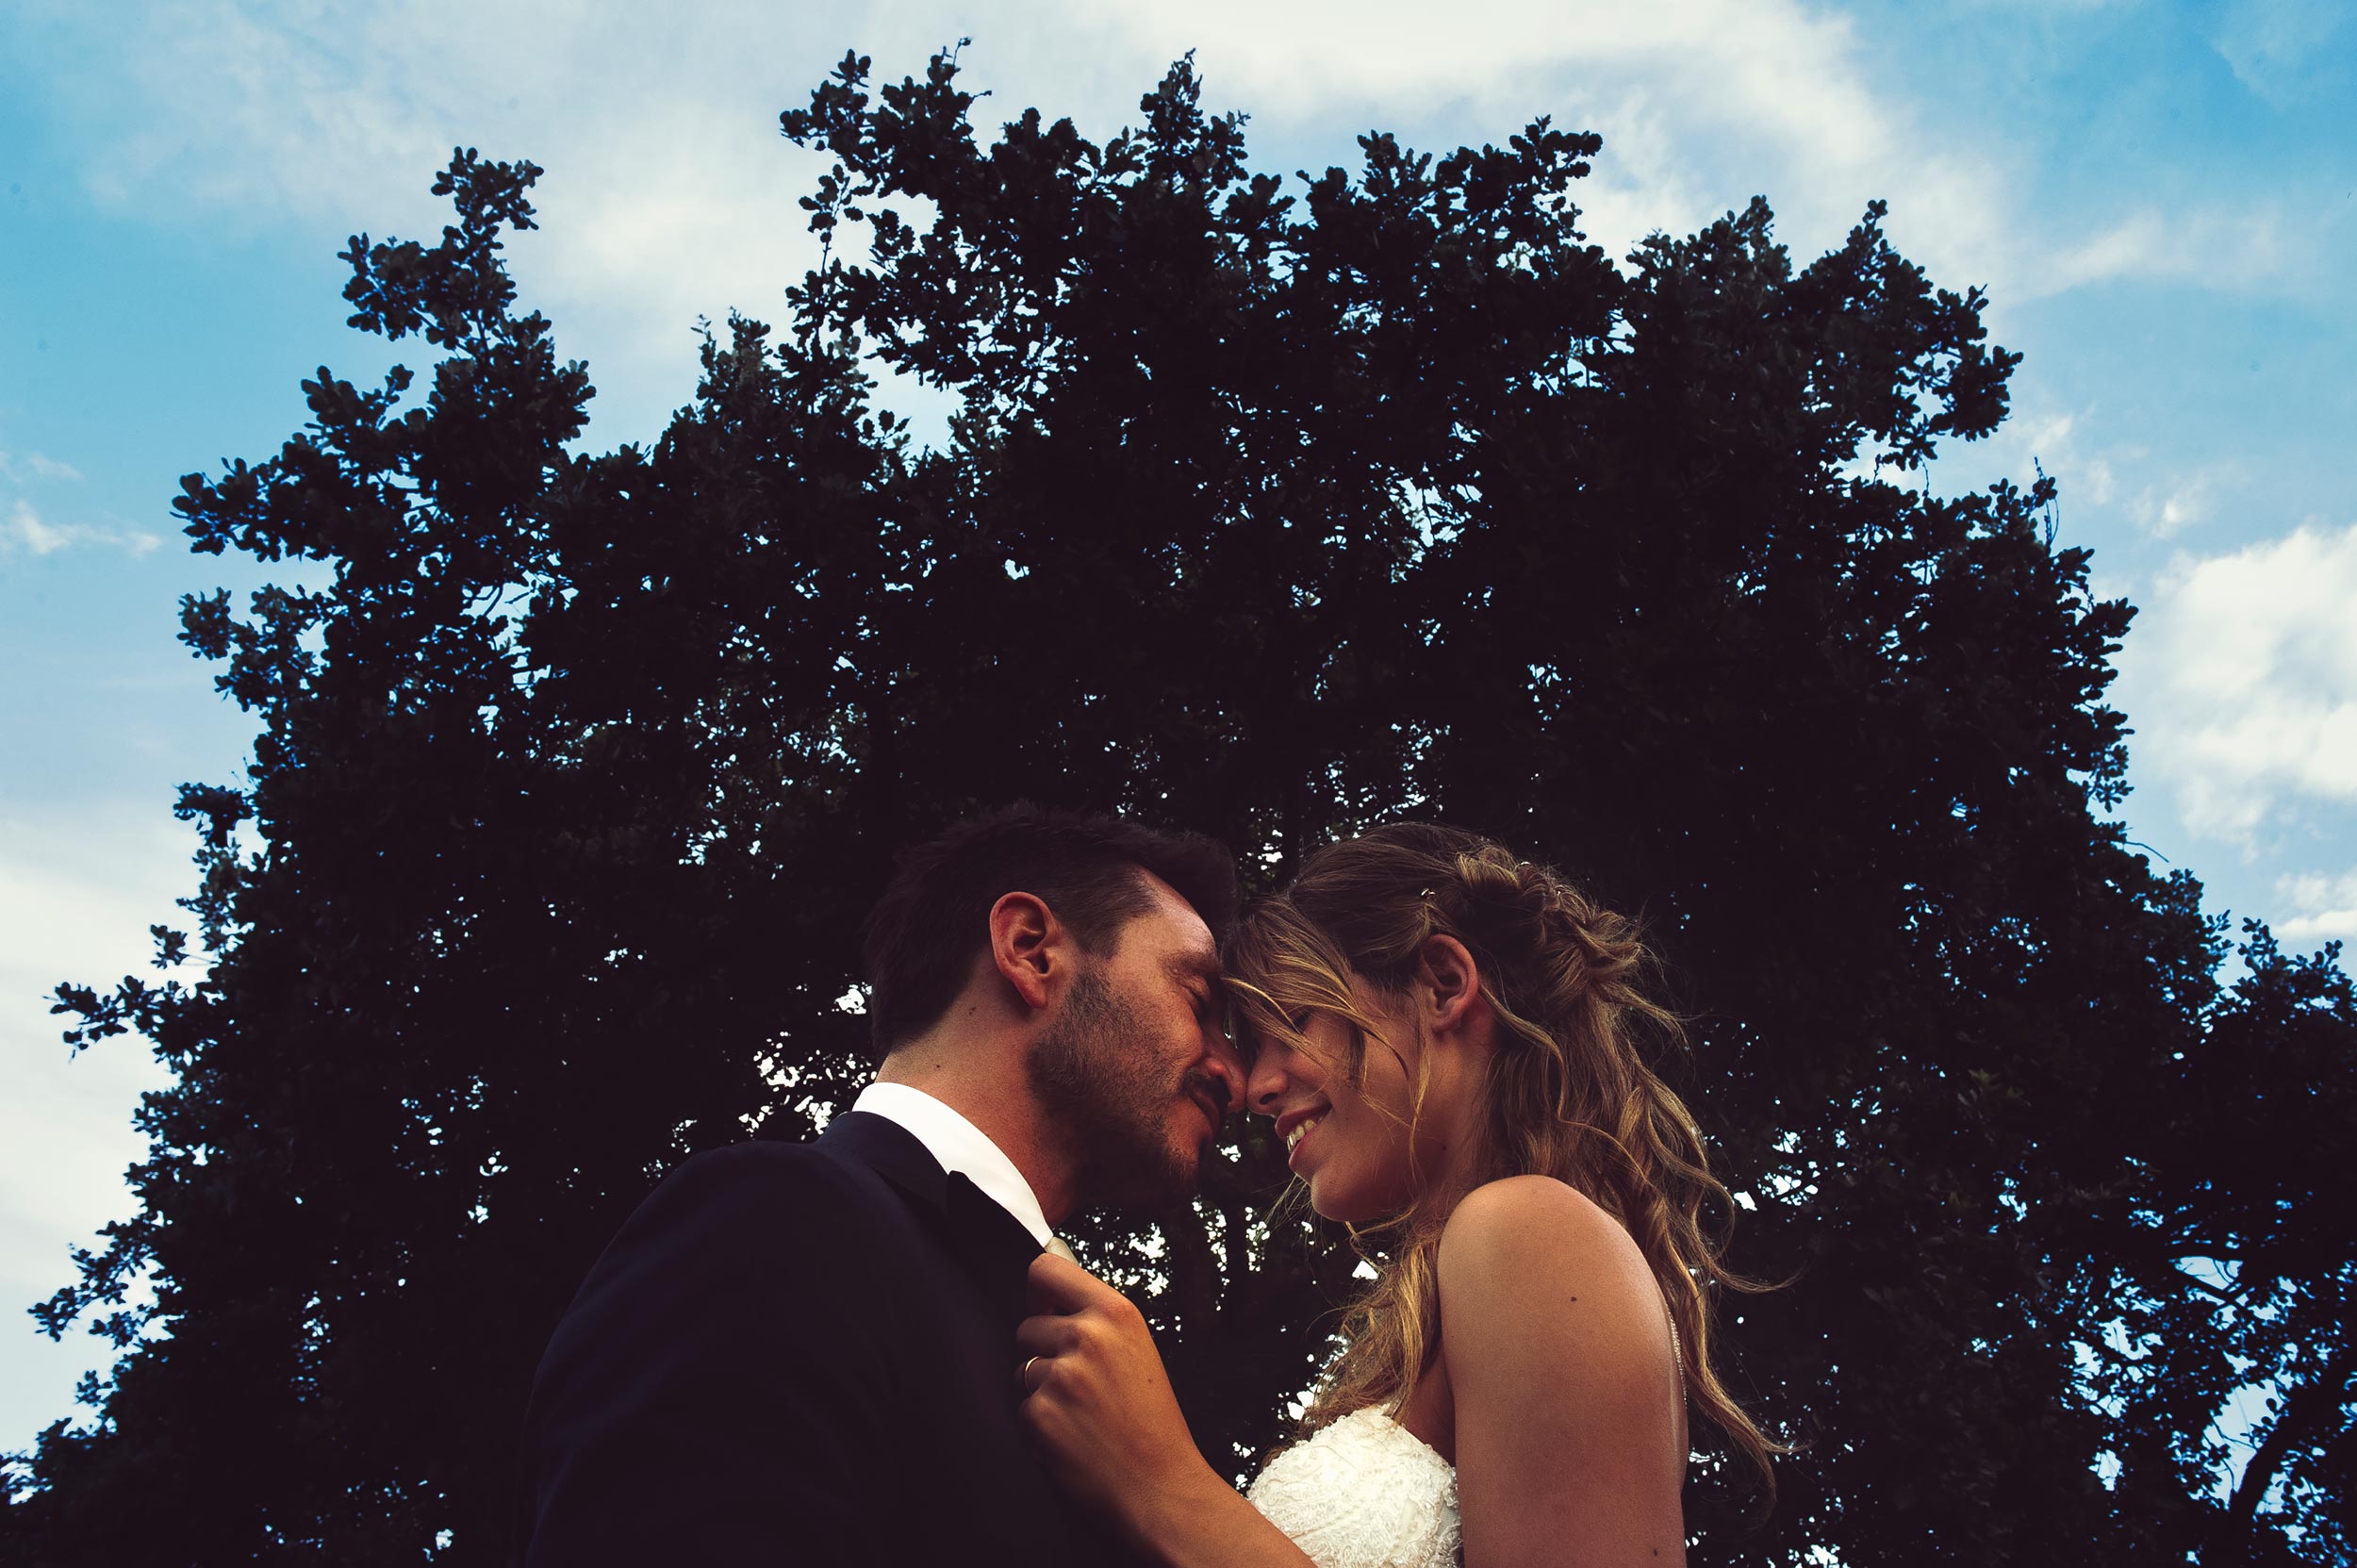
<box><xmin>850</xmin><ymin>1081</ymin><xmax>1054</xmax><ymax>1248</ymax></box>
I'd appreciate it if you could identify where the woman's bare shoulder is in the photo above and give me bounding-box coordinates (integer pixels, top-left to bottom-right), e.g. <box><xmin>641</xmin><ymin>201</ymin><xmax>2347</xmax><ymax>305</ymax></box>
<box><xmin>1436</xmin><ymin>1175</ymin><xmax>1666</xmax><ymax>1387</ymax></box>
<box><xmin>1440</xmin><ymin>1175</ymin><xmax>1650</xmax><ymax>1282</ymax></box>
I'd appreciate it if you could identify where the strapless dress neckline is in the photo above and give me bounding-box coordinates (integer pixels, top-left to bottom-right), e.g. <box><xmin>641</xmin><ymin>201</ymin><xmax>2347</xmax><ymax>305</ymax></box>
<box><xmin>1245</xmin><ymin>1406</ymin><xmax>1461</xmax><ymax>1568</ymax></box>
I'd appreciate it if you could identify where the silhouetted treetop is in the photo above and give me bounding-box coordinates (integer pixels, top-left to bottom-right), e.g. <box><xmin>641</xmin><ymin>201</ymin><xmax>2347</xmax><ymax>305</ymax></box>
<box><xmin>7</xmin><ymin>45</ymin><xmax>2348</xmax><ymax>1568</ymax></box>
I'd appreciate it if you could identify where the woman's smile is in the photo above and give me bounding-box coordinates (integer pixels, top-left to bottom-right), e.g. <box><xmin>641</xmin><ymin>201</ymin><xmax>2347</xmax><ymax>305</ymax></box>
<box><xmin>1280</xmin><ymin>1107</ymin><xmax>1327</xmax><ymax>1169</ymax></box>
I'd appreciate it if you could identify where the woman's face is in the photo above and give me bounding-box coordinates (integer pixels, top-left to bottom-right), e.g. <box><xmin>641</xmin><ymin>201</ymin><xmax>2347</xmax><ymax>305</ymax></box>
<box><xmin>1245</xmin><ymin>980</ymin><xmax>1444</xmax><ymax>1224</ymax></box>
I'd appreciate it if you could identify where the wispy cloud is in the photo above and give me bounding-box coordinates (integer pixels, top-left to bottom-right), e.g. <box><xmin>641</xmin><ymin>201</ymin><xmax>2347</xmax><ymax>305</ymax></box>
<box><xmin>2130</xmin><ymin>464</ymin><xmax>2241</xmax><ymax>541</ymax></box>
<box><xmin>2118</xmin><ymin>520</ymin><xmax>2357</xmax><ymax>846</ymax></box>
<box><xmin>2023</xmin><ymin>205</ymin><xmax>2312</xmax><ymax>300</ymax></box>
<box><xmin>35</xmin><ymin>0</ymin><xmax>865</xmax><ymax>438</ymax></box>
<box><xmin>2002</xmin><ymin>404</ymin><xmax>2132</xmax><ymax>509</ymax></box>
<box><xmin>0</xmin><ymin>451</ymin><xmax>85</xmax><ymax>483</ymax></box>
<box><xmin>2212</xmin><ymin>0</ymin><xmax>2353</xmax><ymax>105</ymax></box>
<box><xmin>2</xmin><ymin>501</ymin><xmax>162</xmax><ymax>559</ymax></box>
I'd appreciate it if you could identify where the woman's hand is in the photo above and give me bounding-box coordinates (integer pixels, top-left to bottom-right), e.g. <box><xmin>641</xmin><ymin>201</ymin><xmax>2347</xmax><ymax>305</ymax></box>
<box><xmin>1016</xmin><ymin>1250</ymin><xmax>1222</xmax><ymax>1545</ymax></box>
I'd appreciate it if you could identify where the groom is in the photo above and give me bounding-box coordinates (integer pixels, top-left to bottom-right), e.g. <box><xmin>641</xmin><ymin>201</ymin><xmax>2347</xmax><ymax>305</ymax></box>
<box><xmin>519</xmin><ymin>805</ymin><xmax>1245</xmax><ymax>1565</ymax></box>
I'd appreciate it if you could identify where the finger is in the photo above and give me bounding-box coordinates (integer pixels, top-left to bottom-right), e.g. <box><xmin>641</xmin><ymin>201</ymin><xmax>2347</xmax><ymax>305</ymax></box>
<box><xmin>1014</xmin><ymin>1314</ymin><xmax>1081</xmax><ymax>1356</ymax></box>
<box><xmin>1020</xmin><ymin>1353</ymin><xmax>1052</xmax><ymax>1394</ymax></box>
<box><xmin>1024</xmin><ymin>1247</ymin><xmax>1105</xmax><ymax>1313</ymax></box>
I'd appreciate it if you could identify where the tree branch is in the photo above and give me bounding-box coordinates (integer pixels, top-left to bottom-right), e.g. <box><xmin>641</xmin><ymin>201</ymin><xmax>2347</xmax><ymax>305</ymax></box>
<box><xmin>2205</xmin><ymin>1342</ymin><xmax>2353</xmax><ymax>1566</ymax></box>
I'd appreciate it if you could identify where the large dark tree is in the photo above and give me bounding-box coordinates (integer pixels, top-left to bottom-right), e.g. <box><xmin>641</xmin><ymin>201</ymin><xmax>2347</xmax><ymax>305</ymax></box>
<box><xmin>7</xmin><ymin>46</ymin><xmax>2351</xmax><ymax>1567</ymax></box>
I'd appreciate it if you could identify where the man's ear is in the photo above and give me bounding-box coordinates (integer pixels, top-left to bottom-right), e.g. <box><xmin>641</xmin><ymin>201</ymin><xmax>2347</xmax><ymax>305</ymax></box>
<box><xmin>1419</xmin><ymin>934</ymin><xmax>1486</xmax><ymax>1037</ymax></box>
<box><xmin>988</xmin><ymin>892</ymin><xmax>1062</xmax><ymax>1013</ymax></box>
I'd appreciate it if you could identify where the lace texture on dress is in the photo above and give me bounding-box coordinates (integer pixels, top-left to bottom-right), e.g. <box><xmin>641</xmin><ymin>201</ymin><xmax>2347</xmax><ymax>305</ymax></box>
<box><xmin>1245</xmin><ymin>1408</ymin><xmax>1461</xmax><ymax>1568</ymax></box>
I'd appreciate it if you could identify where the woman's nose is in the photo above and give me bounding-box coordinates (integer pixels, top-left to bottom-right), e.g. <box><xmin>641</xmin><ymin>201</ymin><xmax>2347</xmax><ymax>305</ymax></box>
<box><xmin>1245</xmin><ymin>1048</ymin><xmax>1288</xmax><ymax>1117</ymax></box>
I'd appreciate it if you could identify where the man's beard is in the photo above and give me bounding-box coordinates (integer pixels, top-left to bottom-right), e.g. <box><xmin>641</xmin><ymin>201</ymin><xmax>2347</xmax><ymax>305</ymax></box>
<box><xmin>1026</xmin><ymin>964</ymin><xmax>1207</xmax><ymax>1212</ymax></box>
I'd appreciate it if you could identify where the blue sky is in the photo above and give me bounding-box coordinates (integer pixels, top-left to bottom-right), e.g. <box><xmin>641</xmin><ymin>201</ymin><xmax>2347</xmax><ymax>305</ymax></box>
<box><xmin>3</xmin><ymin>0</ymin><xmax>2351</xmax><ymax>1454</ymax></box>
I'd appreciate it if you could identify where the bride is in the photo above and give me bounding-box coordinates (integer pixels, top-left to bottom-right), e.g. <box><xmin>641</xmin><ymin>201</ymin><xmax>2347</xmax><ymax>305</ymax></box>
<box><xmin>1015</xmin><ymin>822</ymin><xmax>1779</xmax><ymax>1567</ymax></box>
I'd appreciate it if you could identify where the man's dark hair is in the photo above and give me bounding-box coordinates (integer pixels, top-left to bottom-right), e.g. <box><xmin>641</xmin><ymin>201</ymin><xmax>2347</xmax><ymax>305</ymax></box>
<box><xmin>861</xmin><ymin>803</ymin><xmax>1240</xmax><ymax>1058</ymax></box>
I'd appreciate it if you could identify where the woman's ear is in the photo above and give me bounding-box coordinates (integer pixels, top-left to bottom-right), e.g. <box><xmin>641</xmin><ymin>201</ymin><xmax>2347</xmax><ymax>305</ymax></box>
<box><xmin>1419</xmin><ymin>934</ymin><xmax>1485</xmax><ymax>1037</ymax></box>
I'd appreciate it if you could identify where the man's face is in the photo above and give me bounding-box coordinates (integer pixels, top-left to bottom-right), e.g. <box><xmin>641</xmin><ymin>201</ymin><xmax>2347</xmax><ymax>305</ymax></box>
<box><xmin>1026</xmin><ymin>873</ymin><xmax>1244</xmax><ymax>1210</ymax></box>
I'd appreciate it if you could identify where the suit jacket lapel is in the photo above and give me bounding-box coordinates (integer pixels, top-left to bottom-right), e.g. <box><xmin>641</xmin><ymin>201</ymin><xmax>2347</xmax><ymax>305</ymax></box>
<box><xmin>817</xmin><ymin>1111</ymin><xmax>1043</xmax><ymax>1323</ymax></box>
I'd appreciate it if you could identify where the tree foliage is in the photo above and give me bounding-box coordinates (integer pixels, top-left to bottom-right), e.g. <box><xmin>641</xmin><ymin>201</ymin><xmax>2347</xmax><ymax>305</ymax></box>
<box><xmin>6</xmin><ymin>48</ymin><xmax>2351</xmax><ymax>1567</ymax></box>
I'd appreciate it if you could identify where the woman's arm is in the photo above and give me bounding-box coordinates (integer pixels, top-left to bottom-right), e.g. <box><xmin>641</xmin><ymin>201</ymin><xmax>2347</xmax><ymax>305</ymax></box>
<box><xmin>1016</xmin><ymin>1251</ymin><xmax>1317</xmax><ymax>1568</ymax></box>
<box><xmin>1440</xmin><ymin>1175</ymin><xmax>1689</xmax><ymax>1568</ymax></box>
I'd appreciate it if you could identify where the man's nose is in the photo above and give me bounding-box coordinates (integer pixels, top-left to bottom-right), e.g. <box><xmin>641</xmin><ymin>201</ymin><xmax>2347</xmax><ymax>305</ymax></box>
<box><xmin>1202</xmin><ymin>1030</ymin><xmax>1247</xmax><ymax>1115</ymax></box>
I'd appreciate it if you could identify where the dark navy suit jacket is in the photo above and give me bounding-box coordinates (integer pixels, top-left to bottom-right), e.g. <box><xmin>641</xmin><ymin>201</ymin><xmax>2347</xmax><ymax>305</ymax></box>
<box><xmin>519</xmin><ymin>1112</ymin><xmax>1138</xmax><ymax>1565</ymax></box>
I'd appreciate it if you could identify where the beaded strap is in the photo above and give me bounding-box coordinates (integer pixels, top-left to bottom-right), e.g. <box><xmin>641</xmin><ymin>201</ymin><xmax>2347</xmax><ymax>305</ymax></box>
<box><xmin>1665</xmin><ymin>1296</ymin><xmax>1689</xmax><ymax>1410</ymax></box>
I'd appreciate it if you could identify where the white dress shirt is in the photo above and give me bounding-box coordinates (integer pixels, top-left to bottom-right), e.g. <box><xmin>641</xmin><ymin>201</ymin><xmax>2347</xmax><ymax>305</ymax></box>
<box><xmin>850</xmin><ymin>1081</ymin><xmax>1063</xmax><ymax>1252</ymax></box>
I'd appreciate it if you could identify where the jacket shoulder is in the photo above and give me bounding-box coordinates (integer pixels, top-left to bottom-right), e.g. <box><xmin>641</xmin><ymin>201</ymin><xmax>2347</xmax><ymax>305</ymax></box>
<box><xmin>638</xmin><ymin>1135</ymin><xmax>903</xmax><ymax>1246</ymax></box>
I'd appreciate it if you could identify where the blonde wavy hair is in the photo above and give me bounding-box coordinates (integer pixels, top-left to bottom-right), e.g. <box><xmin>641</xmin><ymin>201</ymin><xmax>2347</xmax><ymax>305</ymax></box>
<box><xmin>1224</xmin><ymin>822</ymin><xmax>1781</xmax><ymax>1499</ymax></box>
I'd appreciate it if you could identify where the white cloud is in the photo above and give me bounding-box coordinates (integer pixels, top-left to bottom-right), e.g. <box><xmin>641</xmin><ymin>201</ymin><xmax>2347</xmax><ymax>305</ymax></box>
<box><xmin>2277</xmin><ymin>867</ymin><xmax>2357</xmax><ymax>943</ymax></box>
<box><xmin>24</xmin><ymin>0</ymin><xmax>2309</xmax><ymax>449</ymax></box>
<box><xmin>1037</xmin><ymin>0</ymin><xmax>2026</xmax><ymax>287</ymax></box>
<box><xmin>0</xmin><ymin>808</ymin><xmax>185</xmax><ymax>1443</ymax></box>
<box><xmin>2</xmin><ymin>501</ymin><xmax>162</xmax><ymax>558</ymax></box>
<box><xmin>1053</xmin><ymin>0</ymin><xmax>1869</xmax><ymax>127</ymax></box>
<box><xmin>2118</xmin><ymin>521</ymin><xmax>2357</xmax><ymax>846</ymax></box>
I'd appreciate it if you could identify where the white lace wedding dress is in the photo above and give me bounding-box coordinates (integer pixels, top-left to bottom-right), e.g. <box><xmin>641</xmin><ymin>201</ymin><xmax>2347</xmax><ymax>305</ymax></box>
<box><xmin>1245</xmin><ymin>1407</ymin><xmax>1461</xmax><ymax>1568</ymax></box>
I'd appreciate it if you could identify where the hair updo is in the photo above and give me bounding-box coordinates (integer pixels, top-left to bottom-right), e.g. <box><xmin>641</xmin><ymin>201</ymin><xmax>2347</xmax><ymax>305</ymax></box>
<box><xmin>1225</xmin><ymin>821</ymin><xmax>1779</xmax><ymax>1497</ymax></box>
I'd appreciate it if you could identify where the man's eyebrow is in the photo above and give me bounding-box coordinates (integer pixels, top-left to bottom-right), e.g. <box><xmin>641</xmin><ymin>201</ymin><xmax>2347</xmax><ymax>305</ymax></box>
<box><xmin>1169</xmin><ymin>951</ymin><xmax>1225</xmax><ymax>983</ymax></box>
